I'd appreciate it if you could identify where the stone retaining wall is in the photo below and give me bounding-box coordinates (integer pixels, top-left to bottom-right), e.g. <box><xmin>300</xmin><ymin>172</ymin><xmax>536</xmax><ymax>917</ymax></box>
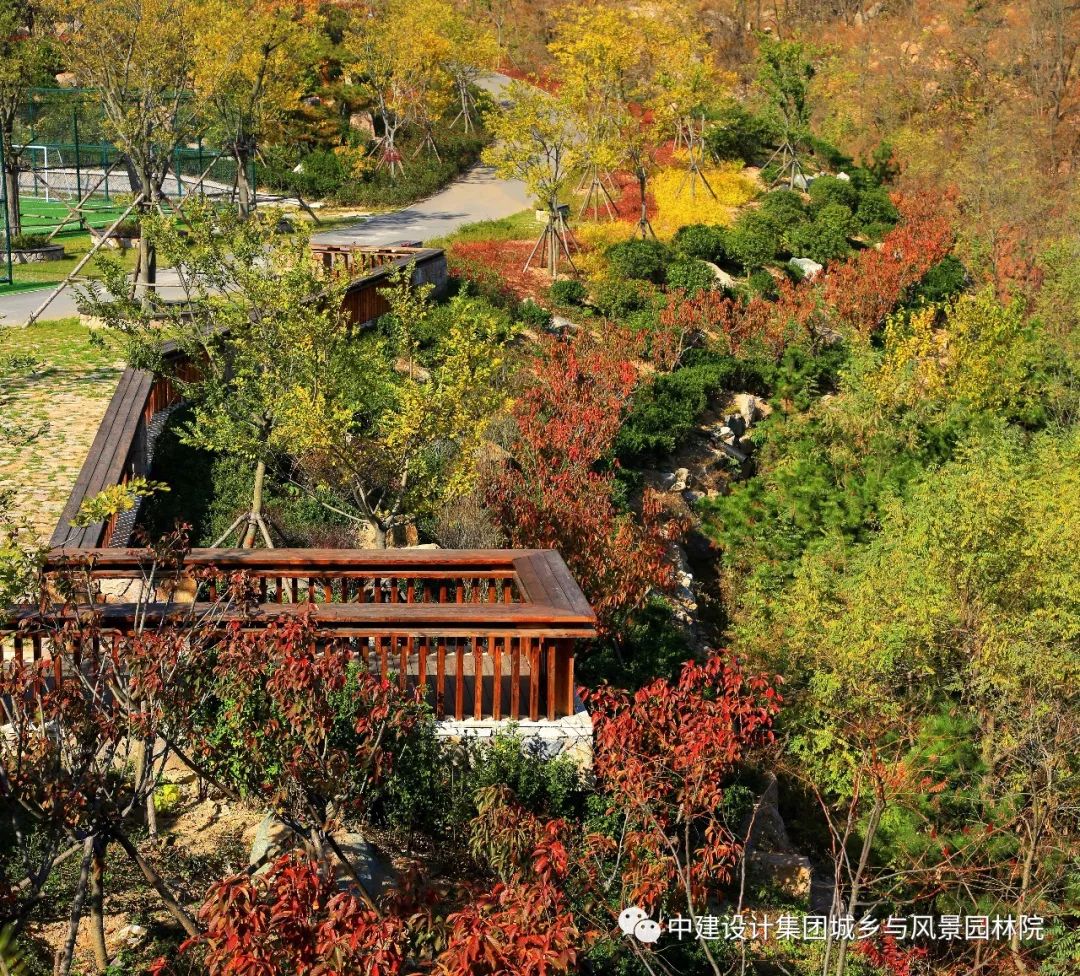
<box><xmin>434</xmin><ymin>704</ymin><xmax>594</xmax><ymax>768</ymax></box>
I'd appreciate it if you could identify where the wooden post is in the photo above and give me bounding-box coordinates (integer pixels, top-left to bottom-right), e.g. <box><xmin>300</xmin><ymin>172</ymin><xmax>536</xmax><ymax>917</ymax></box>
<box><xmin>27</xmin><ymin>192</ymin><xmax>144</xmax><ymax>325</ymax></box>
<box><xmin>436</xmin><ymin>638</ymin><xmax>446</xmax><ymax>718</ymax></box>
<box><xmin>455</xmin><ymin>639</ymin><xmax>465</xmax><ymax>719</ymax></box>
<box><xmin>510</xmin><ymin>636</ymin><xmax>521</xmax><ymax>720</ymax></box>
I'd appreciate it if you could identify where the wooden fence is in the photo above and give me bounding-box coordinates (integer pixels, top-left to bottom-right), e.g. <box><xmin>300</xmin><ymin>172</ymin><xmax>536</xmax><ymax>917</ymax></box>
<box><xmin>2</xmin><ymin>548</ymin><xmax>596</xmax><ymax>722</ymax></box>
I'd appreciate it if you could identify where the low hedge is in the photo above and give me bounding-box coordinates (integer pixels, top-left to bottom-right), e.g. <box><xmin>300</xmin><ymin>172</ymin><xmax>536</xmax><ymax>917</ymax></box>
<box><xmin>257</xmin><ymin>127</ymin><xmax>490</xmax><ymax>209</ymax></box>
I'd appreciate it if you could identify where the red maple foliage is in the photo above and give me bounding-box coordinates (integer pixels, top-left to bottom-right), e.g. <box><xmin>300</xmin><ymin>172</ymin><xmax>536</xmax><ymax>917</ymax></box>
<box><xmin>447</xmin><ymin>239</ymin><xmax>553</xmax><ymax>304</ymax></box>
<box><xmin>583</xmin><ymin>656</ymin><xmax>782</xmax><ymax>911</ymax></box>
<box><xmin>852</xmin><ymin>935</ymin><xmax>931</xmax><ymax>976</ymax></box>
<box><xmin>486</xmin><ymin>332</ymin><xmax>684</xmax><ymax>632</ymax></box>
<box><xmin>167</xmin><ymin>854</ymin><xmax>408</xmax><ymax>976</ymax></box>
<box><xmin>436</xmin><ymin>822</ymin><xmax>579</xmax><ymax>976</ymax></box>
<box><xmin>822</xmin><ymin>189</ymin><xmax>956</xmax><ymax>337</ymax></box>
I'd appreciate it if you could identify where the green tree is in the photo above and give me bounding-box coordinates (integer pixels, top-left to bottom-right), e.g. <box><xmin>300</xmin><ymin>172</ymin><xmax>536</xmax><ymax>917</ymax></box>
<box><xmin>291</xmin><ymin>278</ymin><xmax>513</xmax><ymax>547</ymax></box>
<box><xmin>754</xmin><ymin>428</ymin><xmax>1080</xmax><ymax>974</ymax></box>
<box><xmin>192</xmin><ymin>0</ymin><xmax>311</xmax><ymax>216</ymax></box>
<box><xmin>67</xmin><ymin>0</ymin><xmax>200</xmax><ymax>296</ymax></box>
<box><xmin>483</xmin><ymin>82</ymin><xmax>580</xmax><ymax>274</ymax></box>
<box><xmin>346</xmin><ymin>0</ymin><xmax>454</xmax><ymax>177</ymax></box>
<box><xmin>756</xmin><ymin>36</ymin><xmax>815</xmax><ymax>189</ymax></box>
<box><xmin>77</xmin><ymin>201</ymin><xmax>357</xmax><ymax>547</ymax></box>
<box><xmin>0</xmin><ymin>0</ymin><xmax>55</xmax><ymax>237</ymax></box>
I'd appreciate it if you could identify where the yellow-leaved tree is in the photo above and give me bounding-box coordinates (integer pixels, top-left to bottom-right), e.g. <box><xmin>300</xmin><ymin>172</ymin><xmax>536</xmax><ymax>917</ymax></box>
<box><xmin>287</xmin><ymin>273</ymin><xmax>514</xmax><ymax>547</ymax></box>
<box><xmin>647</xmin><ymin>5</ymin><xmax>729</xmax><ymax>200</ymax></box>
<box><xmin>873</xmin><ymin>289</ymin><xmax>1040</xmax><ymax>414</ymax></box>
<box><xmin>549</xmin><ymin>4</ymin><xmax>644</xmax><ymax>221</ymax></box>
<box><xmin>192</xmin><ymin>0</ymin><xmax>312</xmax><ymax>216</ymax></box>
<box><xmin>483</xmin><ymin>82</ymin><xmax>580</xmax><ymax>274</ymax></box>
<box><xmin>346</xmin><ymin>0</ymin><xmax>453</xmax><ymax>176</ymax></box>
<box><xmin>440</xmin><ymin>3</ymin><xmax>501</xmax><ymax>133</ymax></box>
<box><xmin>67</xmin><ymin>0</ymin><xmax>200</xmax><ymax>296</ymax></box>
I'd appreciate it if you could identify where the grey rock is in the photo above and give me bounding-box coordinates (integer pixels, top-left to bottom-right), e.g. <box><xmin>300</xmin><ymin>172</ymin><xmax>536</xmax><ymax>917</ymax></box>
<box><xmin>725</xmin><ymin>414</ymin><xmax>747</xmax><ymax>441</ymax></box>
<box><xmin>249</xmin><ymin>812</ymin><xmax>294</xmax><ymax>868</ymax></box>
<box><xmin>249</xmin><ymin>815</ymin><xmax>398</xmax><ymax>903</ymax></box>
<box><xmin>789</xmin><ymin>256</ymin><xmax>824</xmax><ymax>280</ymax></box>
<box><xmin>703</xmin><ymin>262</ymin><xmax>735</xmax><ymax>289</ymax></box>
<box><xmin>116</xmin><ymin>924</ymin><xmax>147</xmax><ymax>947</ymax></box>
<box><xmin>661</xmin><ymin>468</ymin><xmax>690</xmax><ymax>492</ymax></box>
<box><xmin>333</xmin><ymin>831</ymin><xmax>398</xmax><ymax>902</ymax></box>
<box><xmin>731</xmin><ymin>392</ymin><xmax>768</xmax><ymax>426</ymax></box>
<box><xmin>835</xmin><ymin>171</ymin><xmax>851</xmax><ymax>182</ymax></box>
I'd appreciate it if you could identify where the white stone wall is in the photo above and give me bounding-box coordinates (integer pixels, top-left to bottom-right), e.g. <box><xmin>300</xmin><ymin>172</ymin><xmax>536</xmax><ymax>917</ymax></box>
<box><xmin>434</xmin><ymin>705</ymin><xmax>594</xmax><ymax>769</ymax></box>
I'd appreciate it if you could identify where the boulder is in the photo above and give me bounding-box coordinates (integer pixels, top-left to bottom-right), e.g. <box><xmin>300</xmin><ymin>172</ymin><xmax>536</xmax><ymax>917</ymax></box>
<box><xmin>703</xmin><ymin>262</ymin><xmax>736</xmax><ymax>289</ymax></box>
<box><xmin>724</xmin><ymin>414</ymin><xmax>747</xmax><ymax>441</ymax></box>
<box><xmin>670</xmin><ymin>468</ymin><xmax>690</xmax><ymax>492</ymax></box>
<box><xmin>249</xmin><ymin>812</ymin><xmax>294</xmax><ymax>868</ymax></box>
<box><xmin>349</xmin><ymin>111</ymin><xmax>377</xmax><ymax>139</ymax></box>
<box><xmin>835</xmin><ymin>171</ymin><xmax>851</xmax><ymax>182</ymax></box>
<box><xmin>731</xmin><ymin>392</ymin><xmax>770</xmax><ymax>426</ymax></box>
<box><xmin>747</xmin><ymin>851</ymin><xmax>813</xmax><ymax>899</ymax></box>
<box><xmin>333</xmin><ymin>831</ymin><xmax>398</xmax><ymax>902</ymax></box>
<box><xmin>792</xmin><ymin>173</ymin><xmax>811</xmax><ymax>191</ymax></box>
<box><xmin>115</xmin><ymin>924</ymin><xmax>148</xmax><ymax>948</ymax></box>
<box><xmin>741</xmin><ymin>774</ymin><xmax>814</xmax><ymax>901</ymax></box>
<box><xmin>249</xmin><ymin>815</ymin><xmax>398</xmax><ymax>902</ymax></box>
<box><xmin>789</xmin><ymin>256</ymin><xmax>824</xmax><ymax>280</ymax></box>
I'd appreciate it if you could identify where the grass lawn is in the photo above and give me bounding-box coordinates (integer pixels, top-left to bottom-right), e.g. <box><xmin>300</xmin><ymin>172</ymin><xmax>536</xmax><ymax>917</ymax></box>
<box><xmin>3</xmin><ymin>228</ymin><xmax>139</xmax><ymax>291</ymax></box>
<box><xmin>0</xmin><ymin>317</ymin><xmax>124</xmax><ymax>541</ymax></box>
<box><xmin>428</xmin><ymin>209</ymin><xmax>541</xmax><ymax>248</ymax></box>
<box><xmin>18</xmin><ymin>195</ymin><xmax>130</xmax><ymax>234</ymax></box>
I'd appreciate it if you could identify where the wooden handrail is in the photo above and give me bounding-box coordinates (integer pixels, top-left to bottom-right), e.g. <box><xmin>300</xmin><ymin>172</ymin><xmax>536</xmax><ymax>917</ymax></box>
<box><xmin>4</xmin><ymin>548</ymin><xmax>595</xmax><ymax>722</ymax></box>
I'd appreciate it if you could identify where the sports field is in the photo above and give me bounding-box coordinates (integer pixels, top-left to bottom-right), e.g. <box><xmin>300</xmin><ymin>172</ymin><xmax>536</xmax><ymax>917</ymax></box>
<box><xmin>16</xmin><ymin>195</ymin><xmax>130</xmax><ymax>237</ymax></box>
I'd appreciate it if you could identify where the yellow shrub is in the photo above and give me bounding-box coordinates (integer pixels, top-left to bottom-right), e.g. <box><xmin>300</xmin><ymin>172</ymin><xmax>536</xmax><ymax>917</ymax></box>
<box><xmin>651</xmin><ymin>162</ymin><xmax>759</xmax><ymax>239</ymax></box>
<box><xmin>575</xmin><ymin>220</ymin><xmax>638</xmax><ymax>252</ymax></box>
<box><xmin>572</xmin><ymin>219</ymin><xmax>637</xmax><ymax>283</ymax></box>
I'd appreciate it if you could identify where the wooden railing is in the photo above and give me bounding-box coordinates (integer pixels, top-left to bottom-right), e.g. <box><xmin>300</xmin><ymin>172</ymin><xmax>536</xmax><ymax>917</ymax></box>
<box><xmin>52</xmin><ymin>246</ymin><xmax>448</xmax><ymax>550</ymax></box>
<box><xmin>2</xmin><ymin>548</ymin><xmax>596</xmax><ymax>723</ymax></box>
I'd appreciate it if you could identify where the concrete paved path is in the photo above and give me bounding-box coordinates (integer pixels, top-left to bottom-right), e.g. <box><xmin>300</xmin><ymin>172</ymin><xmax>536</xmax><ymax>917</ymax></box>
<box><xmin>311</xmin><ymin>72</ymin><xmax>529</xmax><ymax>247</ymax></box>
<box><xmin>310</xmin><ymin>163</ymin><xmax>529</xmax><ymax>247</ymax></box>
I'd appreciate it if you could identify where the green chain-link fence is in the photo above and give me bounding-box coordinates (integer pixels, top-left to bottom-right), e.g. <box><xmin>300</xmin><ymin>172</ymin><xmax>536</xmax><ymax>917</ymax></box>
<box><xmin>4</xmin><ymin>88</ymin><xmax>254</xmax><ymax>241</ymax></box>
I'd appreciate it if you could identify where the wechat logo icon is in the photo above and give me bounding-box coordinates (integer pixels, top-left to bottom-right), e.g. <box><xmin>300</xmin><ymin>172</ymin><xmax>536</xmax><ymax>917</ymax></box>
<box><xmin>618</xmin><ymin>906</ymin><xmax>663</xmax><ymax>944</ymax></box>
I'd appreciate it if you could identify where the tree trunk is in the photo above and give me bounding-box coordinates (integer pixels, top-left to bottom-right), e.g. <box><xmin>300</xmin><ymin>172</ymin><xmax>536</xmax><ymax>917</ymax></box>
<box><xmin>835</xmin><ymin>796</ymin><xmax>884</xmax><ymax>976</ymax></box>
<box><xmin>89</xmin><ymin>837</ymin><xmax>108</xmax><ymax>973</ymax></box>
<box><xmin>242</xmin><ymin>458</ymin><xmax>267</xmax><ymax>548</ymax></box>
<box><xmin>136</xmin><ymin>215</ymin><xmax>157</xmax><ymax>300</ymax></box>
<box><xmin>55</xmin><ymin>839</ymin><xmax>94</xmax><ymax>976</ymax></box>
<box><xmin>235</xmin><ymin>146</ymin><xmax>253</xmax><ymax>218</ymax></box>
<box><xmin>3</xmin><ymin>160</ymin><xmax>20</xmax><ymax>239</ymax></box>
<box><xmin>110</xmin><ymin>828</ymin><xmax>200</xmax><ymax>938</ymax></box>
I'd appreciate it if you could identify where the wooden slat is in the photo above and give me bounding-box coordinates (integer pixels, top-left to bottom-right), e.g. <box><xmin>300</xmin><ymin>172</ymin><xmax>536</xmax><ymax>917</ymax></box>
<box><xmin>510</xmin><ymin>637</ymin><xmax>520</xmax><ymax>718</ymax></box>
<box><xmin>473</xmin><ymin>639</ymin><xmax>483</xmax><ymax>720</ymax></box>
<box><xmin>527</xmin><ymin>636</ymin><xmax>539</xmax><ymax>721</ymax></box>
<box><xmin>546</xmin><ymin>639</ymin><xmax>556</xmax><ymax>721</ymax></box>
<box><xmin>492</xmin><ymin>636</ymin><xmax>503</xmax><ymax>720</ymax></box>
<box><xmin>436</xmin><ymin>639</ymin><xmax>446</xmax><ymax>718</ymax></box>
<box><xmin>455</xmin><ymin>639</ymin><xmax>464</xmax><ymax>720</ymax></box>
<box><xmin>418</xmin><ymin>637</ymin><xmax>428</xmax><ymax>698</ymax></box>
